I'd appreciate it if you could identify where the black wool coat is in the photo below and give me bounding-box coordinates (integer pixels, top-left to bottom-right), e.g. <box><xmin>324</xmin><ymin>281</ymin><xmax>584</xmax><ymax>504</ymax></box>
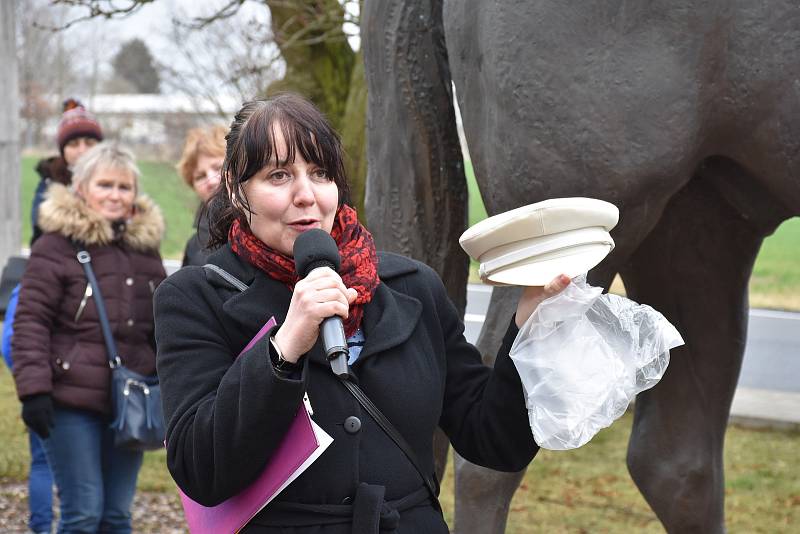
<box><xmin>154</xmin><ymin>245</ymin><xmax>538</xmax><ymax>533</ymax></box>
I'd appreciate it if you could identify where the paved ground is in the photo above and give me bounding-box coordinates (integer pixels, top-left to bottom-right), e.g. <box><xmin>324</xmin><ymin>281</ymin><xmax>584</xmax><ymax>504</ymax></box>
<box><xmin>730</xmin><ymin>387</ymin><xmax>800</xmax><ymax>430</ymax></box>
<box><xmin>738</xmin><ymin>308</ymin><xmax>800</xmax><ymax>393</ymax></box>
<box><xmin>0</xmin><ymin>483</ymin><xmax>186</xmax><ymax>533</ymax></box>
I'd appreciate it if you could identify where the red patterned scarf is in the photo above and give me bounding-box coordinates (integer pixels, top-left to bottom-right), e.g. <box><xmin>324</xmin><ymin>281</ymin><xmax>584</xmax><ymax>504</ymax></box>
<box><xmin>229</xmin><ymin>204</ymin><xmax>379</xmax><ymax>337</ymax></box>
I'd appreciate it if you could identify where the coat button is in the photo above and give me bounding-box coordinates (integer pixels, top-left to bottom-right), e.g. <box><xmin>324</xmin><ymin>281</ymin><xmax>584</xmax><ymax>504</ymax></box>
<box><xmin>343</xmin><ymin>416</ymin><xmax>361</xmax><ymax>434</ymax></box>
<box><xmin>126</xmin><ymin>318</ymin><xmax>135</xmax><ymax>327</ymax></box>
<box><xmin>125</xmin><ymin>277</ymin><xmax>134</xmax><ymax>286</ymax></box>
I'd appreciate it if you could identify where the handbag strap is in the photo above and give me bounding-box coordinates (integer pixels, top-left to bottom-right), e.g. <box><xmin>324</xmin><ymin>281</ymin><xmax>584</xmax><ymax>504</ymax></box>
<box><xmin>202</xmin><ymin>264</ymin><xmax>441</xmax><ymax>505</ymax></box>
<box><xmin>204</xmin><ymin>263</ymin><xmax>249</xmax><ymax>292</ymax></box>
<box><xmin>74</xmin><ymin>244</ymin><xmax>121</xmax><ymax>368</ymax></box>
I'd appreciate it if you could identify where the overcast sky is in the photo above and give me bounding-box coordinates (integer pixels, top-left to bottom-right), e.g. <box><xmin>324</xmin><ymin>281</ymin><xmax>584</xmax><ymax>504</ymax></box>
<box><xmin>97</xmin><ymin>1</ymin><xmax>270</xmax><ymax>61</ymax></box>
<box><xmin>109</xmin><ymin>0</ymin><xmax>360</xmax><ymax>56</ymax></box>
<box><xmin>33</xmin><ymin>0</ymin><xmax>274</xmax><ymax>98</ymax></box>
<box><xmin>62</xmin><ymin>1</ymin><xmax>264</xmax><ymax>68</ymax></box>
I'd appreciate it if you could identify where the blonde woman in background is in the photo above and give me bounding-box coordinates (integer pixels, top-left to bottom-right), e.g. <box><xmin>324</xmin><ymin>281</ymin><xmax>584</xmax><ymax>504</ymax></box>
<box><xmin>176</xmin><ymin>125</ymin><xmax>226</xmax><ymax>266</ymax></box>
<box><xmin>13</xmin><ymin>143</ymin><xmax>166</xmax><ymax>533</ymax></box>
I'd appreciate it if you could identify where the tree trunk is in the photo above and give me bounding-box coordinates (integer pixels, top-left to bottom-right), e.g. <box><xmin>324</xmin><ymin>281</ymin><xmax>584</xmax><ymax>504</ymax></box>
<box><xmin>265</xmin><ymin>0</ymin><xmax>367</xmax><ymax>212</ymax></box>
<box><xmin>266</xmin><ymin>0</ymin><xmax>355</xmax><ymax>133</ymax></box>
<box><xmin>0</xmin><ymin>1</ymin><xmax>21</xmax><ymax>266</ymax></box>
<box><xmin>340</xmin><ymin>47</ymin><xmax>367</xmax><ymax>217</ymax></box>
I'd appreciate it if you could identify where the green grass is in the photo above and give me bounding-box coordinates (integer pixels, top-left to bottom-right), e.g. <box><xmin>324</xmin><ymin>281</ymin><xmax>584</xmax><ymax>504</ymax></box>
<box><xmin>20</xmin><ymin>155</ymin><xmax>199</xmax><ymax>260</ymax></box>
<box><xmin>138</xmin><ymin>161</ymin><xmax>201</xmax><ymax>260</ymax></box>
<box><xmin>466</xmin><ymin>158</ymin><xmax>488</xmax><ymax>227</ymax></box>
<box><xmin>0</xmin><ymin>367</ymin><xmax>170</xmax><ymax>493</ymax></box>
<box><xmin>749</xmin><ymin>217</ymin><xmax>800</xmax><ymax>310</ymax></box>
<box><xmin>0</xmin><ymin>367</ymin><xmax>796</xmax><ymax>531</ymax></box>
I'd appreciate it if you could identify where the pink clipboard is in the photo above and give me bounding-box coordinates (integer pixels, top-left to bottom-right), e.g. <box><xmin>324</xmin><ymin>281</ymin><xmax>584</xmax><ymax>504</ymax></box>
<box><xmin>177</xmin><ymin>317</ymin><xmax>333</xmax><ymax>533</ymax></box>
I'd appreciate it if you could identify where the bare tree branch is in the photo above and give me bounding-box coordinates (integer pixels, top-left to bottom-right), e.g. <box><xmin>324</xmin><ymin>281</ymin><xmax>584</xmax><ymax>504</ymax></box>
<box><xmin>41</xmin><ymin>0</ymin><xmax>155</xmax><ymax>30</ymax></box>
<box><xmin>45</xmin><ymin>0</ymin><xmax>359</xmax><ymax>40</ymax></box>
<box><xmin>158</xmin><ymin>2</ymin><xmax>281</xmax><ymax>114</ymax></box>
<box><xmin>179</xmin><ymin>0</ymin><xmax>247</xmax><ymax>30</ymax></box>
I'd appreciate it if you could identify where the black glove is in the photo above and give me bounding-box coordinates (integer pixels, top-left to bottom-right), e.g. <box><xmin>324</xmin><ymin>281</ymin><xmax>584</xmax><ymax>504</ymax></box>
<box><xmin>21</xmin><ymin>394</ymin><xmax>54</xmax><ymax>439</ymax></box>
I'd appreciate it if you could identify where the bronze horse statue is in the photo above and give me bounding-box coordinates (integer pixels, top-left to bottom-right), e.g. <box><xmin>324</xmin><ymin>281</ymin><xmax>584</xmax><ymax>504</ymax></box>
<box><xmin>362</xmin><ymin>0</ymin><xmax>800</xmax><ymax>532</ymax></box>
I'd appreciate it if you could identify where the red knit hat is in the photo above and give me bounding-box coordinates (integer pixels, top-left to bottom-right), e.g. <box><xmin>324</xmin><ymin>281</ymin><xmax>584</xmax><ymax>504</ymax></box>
<box><xmin>56</xmin><ymin>98</ymin><xmax>103</xmax><ymax>154</ymax></box>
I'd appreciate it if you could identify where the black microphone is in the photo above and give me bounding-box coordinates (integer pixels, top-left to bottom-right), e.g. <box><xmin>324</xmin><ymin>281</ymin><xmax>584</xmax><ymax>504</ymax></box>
<box><xmin>293</xmin><ymin>229</ymin><xmax>350</xmax><ymax>378</ymax></box>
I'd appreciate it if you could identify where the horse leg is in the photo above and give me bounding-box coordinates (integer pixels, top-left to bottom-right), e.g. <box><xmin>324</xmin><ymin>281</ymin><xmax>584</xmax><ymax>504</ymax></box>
<box><xmin>433</xmin><ymin>427</ymin><xmax>449</xmax><ymax>483</ymax></box>
<box><xmin>453</xmin><ymin>451</ymin><xmax>525</xmax><ymax>534</ymax></box>
<box><xmin>452</xmin><ymin>286</ymin><xmax>524</xmax><ymax>534</ymax></box>
<box><xmin>620</xmin><ymin>175</ymin><xmax>767</xmax><ymax>533</ymax></box>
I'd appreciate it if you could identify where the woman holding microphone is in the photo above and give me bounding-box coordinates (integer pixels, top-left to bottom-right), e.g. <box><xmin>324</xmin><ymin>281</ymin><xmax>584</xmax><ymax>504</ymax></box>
<box><xmin>154</xmin><ymin>93</ymin><xmax>567</xmax><ymax>533</ymax></box>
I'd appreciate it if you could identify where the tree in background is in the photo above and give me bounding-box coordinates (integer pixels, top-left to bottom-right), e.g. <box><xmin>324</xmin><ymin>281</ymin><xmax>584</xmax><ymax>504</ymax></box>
<box><xmin>178</xmin><ymin>0</ymin><xmax>366</xmax><ymax>215</ymax></box>
<box><xmin>159</xmin><ymin>4</ymin><xmax>281</xmax><ymax>119</ymax></box>
<box><xmin>1</xmin><ymin>0</ymin><xmax>21</xmax><ymax>263</ymax></box>
<box><xmin>264</xmin><ymin>0</ymin><xmax>365</xmax><ymax>215</ymax></box>
<box><xmin>17</xmin><ymin>0</ymin><xmax>117</xmax><ymax>148</ymax></box>
<box><xmin>53</xmin><ymin>0</ymin><xmax>368</xmax><ymax>217</ymax></box>
<box><xmin>110</xmin><ymin>38</ymin><xmax>161</xmax><ymax>93</ymax></box>
<box><xmin>16</xmin><ymin>0</ymin><xmax>78</xmax><ymax>146</ymax></box>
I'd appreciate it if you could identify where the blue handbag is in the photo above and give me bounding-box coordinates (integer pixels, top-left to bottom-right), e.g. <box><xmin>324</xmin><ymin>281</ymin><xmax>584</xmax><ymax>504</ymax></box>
<box><xmin>75</xmin><ymin>247</ymin><xmax>165</xmax><ymax>451</ymax></box>
<box><xmin>107</xmin><ymin>363</ymin><xmax>164</xmax><ymax>450</ymax></box>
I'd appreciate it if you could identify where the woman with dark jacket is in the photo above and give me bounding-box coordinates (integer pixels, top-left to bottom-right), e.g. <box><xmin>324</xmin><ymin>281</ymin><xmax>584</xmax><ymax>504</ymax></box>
<box><xmin>154</xmin><ymin>93</ymin><xmax>568</xmax><ymax>533</ymax></box>
<box><xmin>32</xmin><ymin>98</ymin><xmax>104</xmax><ymax>245</ymax></box>
<box><xmin>12</xmin><ymin>142</ymin><xmax>166</xmax><ymax>533</ymax></box>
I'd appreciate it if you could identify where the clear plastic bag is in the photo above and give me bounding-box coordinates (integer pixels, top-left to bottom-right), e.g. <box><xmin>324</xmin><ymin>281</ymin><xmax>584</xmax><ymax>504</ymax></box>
<box><xmin>509</xmin><ymin>276</ymin><xmax>684</xmax><ymax>450</ymax></box>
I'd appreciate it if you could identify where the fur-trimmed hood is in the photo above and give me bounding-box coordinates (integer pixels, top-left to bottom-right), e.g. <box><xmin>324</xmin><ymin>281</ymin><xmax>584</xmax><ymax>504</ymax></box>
<box><xmin>38</xmin><ymin>183</ymin><xmax>164</xmax><ymax>251</ymax></box>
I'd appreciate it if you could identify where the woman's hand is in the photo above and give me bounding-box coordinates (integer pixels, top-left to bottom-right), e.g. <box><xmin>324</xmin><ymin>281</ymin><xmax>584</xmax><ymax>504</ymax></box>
<box><xmin>515</xmin><ymin>274</ymin><xmax>571</xmax><ymax>327</ymax></box>
<box><xmin>274</xmin><ymin>267</ymin><xmax>358</xmax><ymax>362</ymax></box>
<box><xmin>21</xmin><ymin>394</ymin><xmax>55</xmax><ymax>439</ymax></box>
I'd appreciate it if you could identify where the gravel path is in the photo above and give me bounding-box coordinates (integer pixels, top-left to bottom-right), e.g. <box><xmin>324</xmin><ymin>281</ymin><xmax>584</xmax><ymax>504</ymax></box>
<box><xmin>0</xmin><ymin>482</ymin><xmax>188</xmax><ymax>533</ymax></box>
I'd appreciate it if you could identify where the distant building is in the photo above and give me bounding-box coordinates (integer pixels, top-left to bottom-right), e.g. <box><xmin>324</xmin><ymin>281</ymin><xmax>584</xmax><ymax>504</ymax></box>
<box><xmin>24</xmin><ymin>93</ymin><xmax>241</xmax><ymax>160</ymax></box>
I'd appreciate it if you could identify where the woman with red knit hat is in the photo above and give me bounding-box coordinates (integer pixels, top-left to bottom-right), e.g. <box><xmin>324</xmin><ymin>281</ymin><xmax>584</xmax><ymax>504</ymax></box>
<box><xmin>31</xmin><ymin>98</ymin><xmax>104</xmax><ymax>244</ymax></box>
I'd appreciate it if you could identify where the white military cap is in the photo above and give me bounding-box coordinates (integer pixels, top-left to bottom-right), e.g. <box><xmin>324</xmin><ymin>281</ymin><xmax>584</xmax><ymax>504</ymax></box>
<box><xmin>459</xmin><ymin>197</ymin><xmax>619</xmax><ymax>286</ymax></box>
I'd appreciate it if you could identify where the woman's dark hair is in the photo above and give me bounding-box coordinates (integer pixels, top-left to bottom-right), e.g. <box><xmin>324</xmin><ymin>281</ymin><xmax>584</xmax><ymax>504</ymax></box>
<box><xmin>206</xmin><ymin>93</ymin><xmax>350</xmax><ymax>248</ymax></box>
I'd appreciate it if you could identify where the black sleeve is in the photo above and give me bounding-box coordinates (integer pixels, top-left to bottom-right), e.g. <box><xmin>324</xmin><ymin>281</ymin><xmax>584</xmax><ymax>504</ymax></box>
<box><xmin>430</xmin><ymin>269</ymin><xmax>539</xmax><ymax>472</ymax></box>
<box><xmin>181</xmin><ymin>233</ymin><xmax>203</xmax><ymax>268</ymax></box>
<box><xmin>29</xmin><ymin>178</ymin><xmax>49</xmax><ymax>246</ymax></box>
<box><xmin>154</xmin><ymin>276</ymin><xmax>306</xmax><ymax>506</ymax></box>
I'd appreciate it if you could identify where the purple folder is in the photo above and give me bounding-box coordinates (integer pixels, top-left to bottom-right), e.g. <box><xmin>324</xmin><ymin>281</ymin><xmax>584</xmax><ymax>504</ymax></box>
<box><xmin>178</xmin><ymin>317</ymin><xmax>333</xmax><ymax>533</ymax></box>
